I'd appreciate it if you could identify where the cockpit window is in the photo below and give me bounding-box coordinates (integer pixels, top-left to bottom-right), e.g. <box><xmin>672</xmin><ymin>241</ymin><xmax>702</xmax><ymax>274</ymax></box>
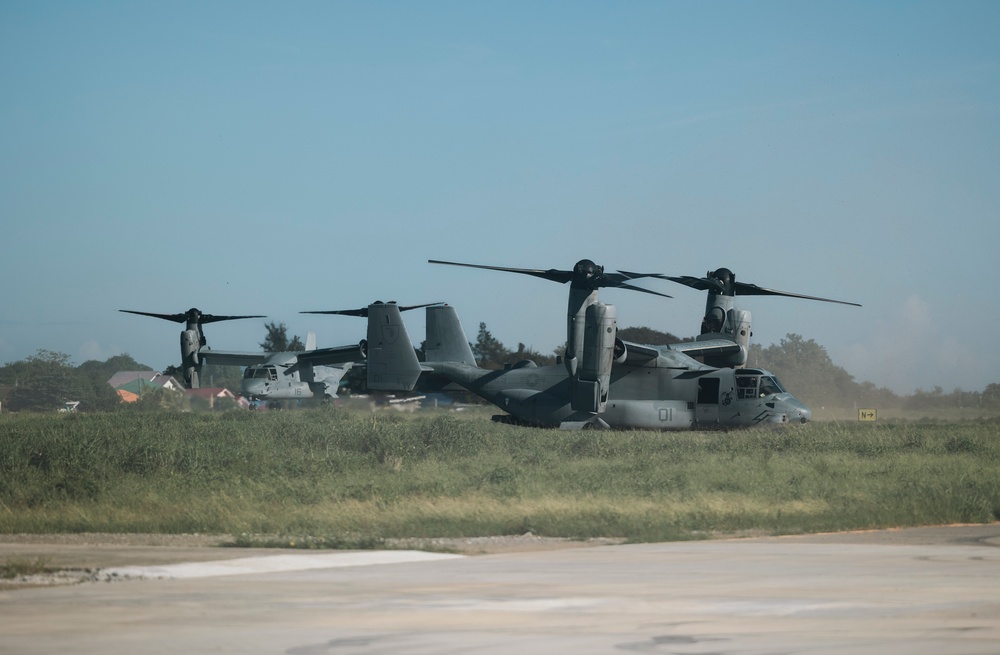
<box><xmin>736</xmin><ymin>375</ymin><xmax>758</xmax><ymax>399</ymax></box>
<box><xmin>759</xmin><ymin>376</ymin><xmax>785</xmax><ymax>396</ymax></box>
<box><xmin>244</xmin><ymin>366</ymin><xmax>277</xmax><ymax>381</ymax></box>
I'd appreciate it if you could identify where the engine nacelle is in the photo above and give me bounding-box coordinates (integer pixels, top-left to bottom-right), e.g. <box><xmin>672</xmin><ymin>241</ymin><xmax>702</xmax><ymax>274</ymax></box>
<box><xmin>698</xmin><ymin>308</ymin><xmax>751</xmax><ymax>367</ymax></box>
<box><xmin>180</xmin><ymin>329</ymin><xmax>201</xmax><ymax>388</ymax></box>
<box><xmin>729</xmin><ymin>308</ymin><xmax>751</xmax><ymax>364</ymax></box>
<box><xmin>572</xmin><ymin>302</ymin><xmax>616</xmax><ymax>413</ymax></box>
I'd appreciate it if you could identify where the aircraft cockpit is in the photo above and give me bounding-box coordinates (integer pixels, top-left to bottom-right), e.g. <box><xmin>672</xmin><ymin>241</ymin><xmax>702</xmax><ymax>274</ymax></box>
<box><xmin>735</xmin><ymin>369</ymin><xmax>787</xmax><ymax>399</ymax></box>
<box><xmin>243</xmin><ymin>365</ymin><xmax>278</xmax><ymax>381</ymax></box>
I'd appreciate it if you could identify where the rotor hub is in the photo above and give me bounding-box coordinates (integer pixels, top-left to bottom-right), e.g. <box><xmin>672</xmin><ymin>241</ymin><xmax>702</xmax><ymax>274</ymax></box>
<box><xmin>572</xmin><ymin>259</ymin><xmax>604</xmax><ymax>288</ymax></box>
<box><xmin>709</xmin><ymin>268</ymin><xmax>735</xmax><ymax>295</ymax></box>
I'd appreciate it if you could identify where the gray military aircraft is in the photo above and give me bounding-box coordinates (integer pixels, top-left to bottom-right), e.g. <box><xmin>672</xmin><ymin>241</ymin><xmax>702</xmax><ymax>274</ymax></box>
<box><xmin>118</xmin><ymin>308</ymin><xmax>265</xmax><ymax>389</ymax></box>
<box><xmin>204</xmin><ymin>333</ymin><xmax>363</xmax><ymax>403</ymax></box>
<box><xmin>364</xmin><ymin>259</ymin><xmax>859</xmax><ymax>430</ymax></box>
<box><xmin>121</xmin><ymin>302</ymin><xmax>442</xmax><ymax>403</ymax></box>
<box><xmin>119</xmin><ymin>307</ymin><xmax>363</xmax><ymax>401</ymax></box>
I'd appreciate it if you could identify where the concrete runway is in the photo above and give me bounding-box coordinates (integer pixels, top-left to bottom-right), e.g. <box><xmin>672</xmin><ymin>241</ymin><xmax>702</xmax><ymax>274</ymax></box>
<box><xmin>2</xmin><ymin>525</ymin><xmax>999</xmax><ymax>654</ymax></box>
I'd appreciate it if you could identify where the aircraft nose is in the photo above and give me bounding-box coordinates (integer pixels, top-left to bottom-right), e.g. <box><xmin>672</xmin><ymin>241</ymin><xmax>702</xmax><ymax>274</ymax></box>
<box><xmin>788</xmin><ymin>397</ymin><xmax>812</xmax><ymax>423</ymax></box>
<box><xmin>242</xmin><ymin>380</ymin><xmax>268</xmax><ymax>398</ymax></box>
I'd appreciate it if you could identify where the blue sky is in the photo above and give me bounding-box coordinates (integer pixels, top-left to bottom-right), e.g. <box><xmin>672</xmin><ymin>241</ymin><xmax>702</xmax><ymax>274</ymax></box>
<box><xmin>1</xmin><ymin>1</ymin><xmax>998</xmax><ymax>395</ymax></box>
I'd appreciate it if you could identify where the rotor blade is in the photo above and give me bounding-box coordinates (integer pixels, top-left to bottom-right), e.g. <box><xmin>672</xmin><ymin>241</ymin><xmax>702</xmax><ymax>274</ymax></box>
<box><xmin>119</xmin><ymin>310</ymin><xmax>187</xmax><ymax>323</ymax></box>
<box><xmin>302</xmin><ymin>302</ymin><xmax>445</xmax><ymax>317</ymax></box>
<box><xmin>431</xmin><ymin>258</ymin><xmax>674</xmax><ymax>297</ymax></box>
<box><xmin>199</xmin><ymin>313</ymin><xmax>267</xmax><ymax>324</ymax></box>
<box><xmin>731</xmin><ymin>282</ymin><xmax>862</xmax><ymax>306</ymax></box>
<box><xmin>650</xmin><ymin>274</ymin><xmax>861</xmax><ymax>306</ymax></box>
<box><xmin>429</xmin><ymin>259</ymin><xmax>574</xmax><ymax>284</ymax></box>
<box><xmin>119</xmin><ymin>309</ymin><xmax>264</xmax><ymax>324</ymax></box>
<box><xmin>615</xmin><ymin>270</ymin><xmax>674</xmax><ymax>282</ymax></box>
<box><xmin>650</xmin><ymin>275</ymin><xmax>726</xmax><ymax>293</ymax></box>
<box><xmin>614</xmin><ymin>282</ymin><xmax>673</xmax><ymax>299</ymax></box>
<box><xmin>302</xmin><ymin>308</ymin><xmax>370</xmax><ymax>317</ymax></box>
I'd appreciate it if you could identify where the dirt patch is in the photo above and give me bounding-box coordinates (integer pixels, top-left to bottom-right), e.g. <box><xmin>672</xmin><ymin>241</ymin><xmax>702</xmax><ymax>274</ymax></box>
<box><xmin>0</xmin><ymin>532</ymin><xmax>231</xmax><ymax>548</ymax></box>
<box><xmin>385</xmin><ymin>533</ymin><xmax>626</xmax><ymax>555</ymax></box>
<box><xmin>0</xmin><ymin>532</ymin><xmax>624</xmax><ymax>589</ymax></box>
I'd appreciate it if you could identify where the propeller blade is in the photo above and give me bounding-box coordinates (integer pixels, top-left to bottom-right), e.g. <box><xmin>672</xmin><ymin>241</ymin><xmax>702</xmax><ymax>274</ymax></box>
<box><xmin>302</xmin><ymin>308</ymin><xmax>370</xmax><ymax>317</ymax></box>
<box><xmin>616</xmin><ymin>270</ymin><xmax>675</xmax><ymax>282</ymax></box>
<box><xmin>650</xmin><ymin>275</ymin><xmax>726</xmax><ymax>294</ymax></box>
<box><xmin>199</xmin><ymin>313</ymin><xmax>268</xmax><ymax>324</ymax></box>
<box><xmin>615</xmin><ymin>282</ymin><xmax>673</xmax><ymax>299</ymax></box>
<box><xmin>430</xmin><ymin>259</ymin><xmax>671</xmax><ymax>297</ymax></box>
<box><xmin>119</xmin><ymin>309</ymin><xmax>265</xmax><ymax>324</ymax></box>
<box><xmin>302</xmin><ymin>302</ymin><xmax>444</xmax><ymax>317</ymax></box>
<box><xmin>429</xmin><ymin>260</ymin><xmax>574</xmax><ymax>284</ymax></box>
<box><xmin>119</xmin><ymin>309</ymin><xmax>187</xmax><ymax>323</ymax></box>
<box><xmin>653</xmin><ymin>270</ymin><xmax>861</xmax><ymax>307</ymax></box>
<box><xmin>731</xmin><ymin>282</ymin><xmax>862</xmax><ymax>306</ymax></box>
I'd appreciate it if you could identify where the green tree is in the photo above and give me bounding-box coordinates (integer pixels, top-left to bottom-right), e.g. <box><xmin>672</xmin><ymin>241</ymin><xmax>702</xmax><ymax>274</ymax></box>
<box><xmin>854</xmin><ymin>380</ymin><xmax>901</xmax><ymax>409</ymax></box>
<box><xmin>472</xmin><ymin>322</ymin><xmax>512</xmax><ymax>369</ymax></box>
<box><xmin>3</xmin><ymin>350</ymin><xmax>90</xmax><ymax>412</ymax></box>
<box><xmin>904</xmin><ymin>386</ymin><xmax>980</xmax><ymax>411</ymax></box>
<box><xmin>198</xmin><ymin>364</ymin><xmax>245</xmax><ymax>392</ymax></box>
<box><xmin>983</xmin><ymin>383</ymin><xmax>1000</xmax><ymax>409</ymax></box>
<box><xmin>260</xmin><ymin>322</ymin><xmax>305</xmax><ymax>352</ymax></box>
<box><xmin>509</xmin><ymin>342</ymin><xmax>558</xmax><ymax>366</ymax></box>
<box><xmin>749</xmin><ymin>334</ymin><xmax>859</xmax><ymax>408</ymax></box>
<box><xmin>76</xmin><ymin>354</ymin><xmax>151</xmax><ymax>382</ymax></box>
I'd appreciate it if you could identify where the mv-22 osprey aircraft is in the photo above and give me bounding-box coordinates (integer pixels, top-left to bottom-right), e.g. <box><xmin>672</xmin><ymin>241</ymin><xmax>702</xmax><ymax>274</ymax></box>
<box><xmin>119</xmin><ymin>304</ymin><xmax>441</xmax><ymax>402</ymax></box>
<box><xmin>119</xmin><ymin>308</ymin><xmax>362</xmax><ymax>401</ymax></box>
<box><xmin>354</xmin><ymin>259</ymin><xmax>860</xmax><ymax>430</ymax></box>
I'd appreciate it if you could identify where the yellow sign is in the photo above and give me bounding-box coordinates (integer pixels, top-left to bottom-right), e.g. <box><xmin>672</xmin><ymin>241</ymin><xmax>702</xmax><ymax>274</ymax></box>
<box><xmin>858</xmin><ymin>408</ymin><xmax>877</xmax><ymax>422</ymax></box>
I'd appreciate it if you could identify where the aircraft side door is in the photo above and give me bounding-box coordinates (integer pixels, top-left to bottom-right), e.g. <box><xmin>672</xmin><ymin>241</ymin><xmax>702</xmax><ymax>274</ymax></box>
<box><xmin>695</xmin><ymin>377</ymin><xmax>720</xmax><ymax>426</ymax></box>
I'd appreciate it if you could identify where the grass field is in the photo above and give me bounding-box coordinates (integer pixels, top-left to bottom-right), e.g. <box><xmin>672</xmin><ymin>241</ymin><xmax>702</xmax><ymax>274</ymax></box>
<box><xmin>1</xmin><ymin>407</ymin><xmax>998</xmax><ymax>546</ymax></box>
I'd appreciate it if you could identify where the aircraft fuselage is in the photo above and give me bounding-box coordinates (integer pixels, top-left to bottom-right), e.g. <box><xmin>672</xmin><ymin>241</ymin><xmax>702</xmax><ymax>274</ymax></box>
<box><xmin>241</xmin><ymin>354</ymin><xmax>347</xmax><ymax>401</ymax></box>
<box><xmin>435</xmin><ymin>349</ymin><xmax>811</xmax><ymax>430</ymax></box>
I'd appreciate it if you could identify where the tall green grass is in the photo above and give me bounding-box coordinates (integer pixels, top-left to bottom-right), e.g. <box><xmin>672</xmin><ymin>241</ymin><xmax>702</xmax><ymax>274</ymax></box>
<box><xmin>1</xmin><ymin>409</ymin><xmax>998</xmax><ymax>543</ymax></box>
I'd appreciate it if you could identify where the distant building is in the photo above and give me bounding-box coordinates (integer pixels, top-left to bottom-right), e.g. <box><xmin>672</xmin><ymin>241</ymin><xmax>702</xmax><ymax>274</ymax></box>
<box><xmin>107</xmin><ymin>371</ymin><xmax>183</xmax><ymax>400</ymax></box>
<box><xmin>184</xmin><ymin>387</ymin><xmax>249</xmax><ymax>410</ymax></box>
<box><xmin>116</xmin><ymin>389</ymin><xmax>140</xmax><ymax>403</ymax></box>
<box><xmin>107</xmin><ymin>371</ymin><xmax>246</xmax><ymax>410</ymax></box>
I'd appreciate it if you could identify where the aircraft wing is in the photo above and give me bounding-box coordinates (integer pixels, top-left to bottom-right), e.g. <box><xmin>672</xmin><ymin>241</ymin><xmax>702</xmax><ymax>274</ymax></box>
<box><xmin>199</xmin><ymin>342</ymin><xmax>365</xmax><ymax>369</ymax></box>
<box><xmin>197</xmin><ymin>349</ymin><xmax>269</xmax><ymax>366</ymax></box>
<box><xmin>313</xmin><ymin>362</ymin><xmax>355</xmax><ymax>396</ymax></box>
<box><xmin>294</xmin><ymin>342</ymin><xmax>366</xmax><ymax>367</ymax></box>
<box><xmin>615</xmin><ymin>340</ymin><xmax>662</xmax><ymax>365</ymax></box>
<box><xmin>667</xmin><ymin>339</ymin><xmax>744</xmax><ymax>358</ymax></box>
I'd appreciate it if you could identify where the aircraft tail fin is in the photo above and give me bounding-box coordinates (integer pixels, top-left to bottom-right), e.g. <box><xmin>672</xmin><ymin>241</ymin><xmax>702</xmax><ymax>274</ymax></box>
<box><xmin>365</xmin><ymin>302</ymin><xmax>423</xmax><ymax>390</ymax></box>
<box><xmin>424</xmin><ymin>305</ymin><xmax>477</xmax><ymax>365</ymax></box>
<box><xmin>305</xmin><ymin>331</ymin><xmax>317</xmax><ymax>351</ymax></box>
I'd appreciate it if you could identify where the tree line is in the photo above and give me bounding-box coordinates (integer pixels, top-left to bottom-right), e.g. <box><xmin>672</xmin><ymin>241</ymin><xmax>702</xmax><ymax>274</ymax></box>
<box><xmin>1</xmin><ymin>321</ymin><xmax>996</xmax><ymax>412</ymax></box>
